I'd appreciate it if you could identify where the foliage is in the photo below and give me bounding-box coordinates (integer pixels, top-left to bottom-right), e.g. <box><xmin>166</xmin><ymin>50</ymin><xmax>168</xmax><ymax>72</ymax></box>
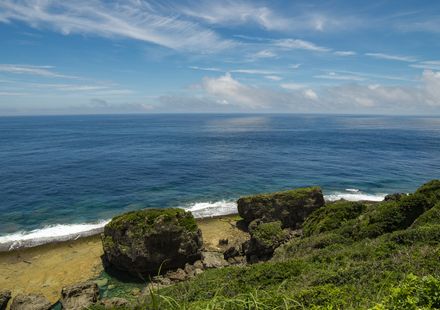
<box><xmin>302</xmin><ymin>200</ymin><xmax>366</xmax><ymax>236</ymax></box>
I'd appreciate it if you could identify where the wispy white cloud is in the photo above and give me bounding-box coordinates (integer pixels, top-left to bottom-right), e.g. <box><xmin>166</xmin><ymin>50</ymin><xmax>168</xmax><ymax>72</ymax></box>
<box><xmin>280</xmin><ymin>83</ymin><xmax>307</xmax><ymax>90</ymax></box>
<box><xmin>251</xmin><ymin>50</ymin><xmax>277</xmax><ymax>59</ymax></box>
<box><xmin>189</xmin><ymin>66</ymin><xmax>223</xmax><ymax>72</ymax></box>
<box><xmin>289</xmin><ymin>64</ymin><xmax>301</xmax><ymax>69</ymax></box>
<box><xmin>365</xmin><ymin>52</ymin><xmax>417</xmax><ymax>62</ymax></box>
<box><xmin>410</xmin><ymin>61</ymin><xmax>440</xmax><ymax>71</ymax></box>
<box><xmin>274</xmin><ymin>39</ymin><xmax>331</xmax><ymax>52</ymax></box>
<box><xmin>0</xmin><ymin>0</ymin><xmax>234</xmax><ymax>52</ymax></box>
<box><xmin>230</xmin><ymin>69</ymin><xmax>279</xmax><ymax>75</ymax></box>
<box><xmin>178</xmin><ymin>1</ymin><xmax>290</xmax><ymax>31</ymax></box>
<box><xmin>0</xmin><ymin>64</ymin><xmax>77</xmax><ymax>78</ymax></box>
<box><xmin>265</xmin><ymin>75</ymin><xmax>282</xmax><ymax>81</ymax></box>
<box><xmin>334</xmin><ymin>51</ymin><xmax>356</xmax><ymax>56</ymax></box>
<box><xmin>314</xmin><ymin>72</ymin><xmax>365</xmax><ymax>81</ymax></box>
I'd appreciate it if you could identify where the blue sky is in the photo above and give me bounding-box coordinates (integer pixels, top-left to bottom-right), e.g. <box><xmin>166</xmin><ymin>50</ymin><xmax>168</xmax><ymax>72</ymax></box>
<box><xmin>0</xmin><ymin>0</ymin><xmax>439</xmax><ymax>115</ymax></box>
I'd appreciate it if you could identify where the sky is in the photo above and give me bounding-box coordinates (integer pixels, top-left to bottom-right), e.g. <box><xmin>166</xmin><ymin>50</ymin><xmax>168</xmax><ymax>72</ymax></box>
<box><xmin>0</xmin><ymin>0</ymin><xmax>439</xmax><ymax>115</ymax></box>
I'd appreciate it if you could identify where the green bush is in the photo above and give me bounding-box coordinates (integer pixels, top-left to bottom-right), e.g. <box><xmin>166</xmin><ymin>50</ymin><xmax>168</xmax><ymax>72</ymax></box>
<box><xmin>374</xmin><ymin>274</ymin><xmax>440</xmax><ymax>309</ymax></box>
<box><xmin>412</xmin><ymin>203</ymin><xmax>440</xmax><ymax>228</ymax></box>
<box><xmin>302</xmin><ymin>201</ymin><xmax>366</xmax><ymax>236</ymax></box>
<box><xmin>354</xmin><ymin>194</ymin><xmax>431</xmax><ymax>239</ymax></box>
<box><xmin>415</xmin><ymin>179</ymin><xmax>440</xmax><ymax>206</ymax></box>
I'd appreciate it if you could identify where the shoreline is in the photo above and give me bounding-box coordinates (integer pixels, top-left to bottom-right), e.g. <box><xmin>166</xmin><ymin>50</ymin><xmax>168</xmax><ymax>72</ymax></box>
<box><xmin>0</xmin><ymin>214</ymin><xmax>248</xmax><ymax>303</ymax></box>
<box><xmin>0</xmin><ymin>191</ymin><xmax>387</xmax><ymax>252</ymax></box>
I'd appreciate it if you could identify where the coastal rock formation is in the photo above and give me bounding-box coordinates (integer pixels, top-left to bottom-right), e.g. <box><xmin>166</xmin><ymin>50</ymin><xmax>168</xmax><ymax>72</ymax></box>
<box><xmin>60</xmin><ymin>281</ymin><xmax>99</xmax><ymax>310</ymax></box>
<box><xmin>237</xmin><ymin>186</ymin><xmax>325</xmax><ymax>229</ymax></box>
<box><xmin>102</xmin><ymin>208</ymin><xmax>203</xmax><ymax>275</ymax></box>
<box><xmin>0</xmin><ymin>290</ymin><xmax>11</xmax><ymax>310</ymax></box>
<box><xmin>244</xmin><ymin>220</ymin><xmax>290</xmax><ymax>262</ymax></box>
<box><xmin>10</xmin><ymin>294</ymin><xmax>51</xmax><ymax>310</ymax></box>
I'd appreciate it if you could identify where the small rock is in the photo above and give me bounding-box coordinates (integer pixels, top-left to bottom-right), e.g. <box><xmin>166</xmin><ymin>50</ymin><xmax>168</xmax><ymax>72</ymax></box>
<box><xmin>107</xmin><ymin>284</ymin><xmax>116</xmax><ymax>290</ymax></box>
<box><xmin>227</xmin><ymin>256</ymin><xmax>246</xmax><ymax>265</ymax></box>
<box><xmin>194</xmin><ymin>268</ymin><xmax>204</xmax><ymax>276</ymax></box>
<box><xmin>100</xmin><ymin>297</ymin><xmax>129</xmax><ymax>309</ymax></box>
<box><xmin>218</xmin><ymin>238</ymin><xmax>229</xmax><ymax>245</ymax></box>
<box><xmin>61</xmin><ymin>281</ymin><xmax>99</xmax><ymax>310</ymax></box>
<box><xmin>131</xmin><ymin>288</ymin><xmax>141</xmax><ymax>296</ymax></box>
<box><xmin>184</xmin><ymin>263</ymin><xmax>196</xmax><ymax>277</ymax></box>
<box><xmin>10</xmin><ymin>294</ymin><xmax>51</xmax><ymax>310</ymax></box>
<box><xmin>223</xmin><ymin>246</ymin><xmax>240</xmax><ymax>260</ymax></box>
<box><xmin>201</xmin><ymin>251</ymin><xmax>229</xmax><ymax>269</ymax></box>
<box><xmin>193</xmin><ymin>260</ymin><xmax>204</xmax><ymax>270</ymax></box>
<box><xmin>166</xmin><ymin>268</ymin><xmax>187</xmax><ymax>282</ymax></box>
<box><xmin>0</xmin><ymin>290</ymin><xmax>11</xmax><ymax>310</ymax></box>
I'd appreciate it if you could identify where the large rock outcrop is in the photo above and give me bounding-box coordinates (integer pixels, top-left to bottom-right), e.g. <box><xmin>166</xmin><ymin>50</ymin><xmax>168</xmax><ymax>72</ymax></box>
<box><xmin>10</xmin><ymin>294</ymin><xmax>51</xmax><ymax>310</ymax></box>
<box><xmin>102</xmin><ymin>208</ymin><xmax>203</xmax><ymax>276</ymax></box>
<box><xmin>237</xmin><ymin>186</ymin><xmax>325</xmax><ymax>229</ymax></box>
<box><xmin>60</xmin><ymin>281</ymin><xmax>99</xmax><ymax>310</ymax></box>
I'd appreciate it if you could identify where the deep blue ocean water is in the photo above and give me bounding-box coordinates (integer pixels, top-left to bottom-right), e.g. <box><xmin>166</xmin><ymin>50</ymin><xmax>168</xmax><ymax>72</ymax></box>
<box><xmin>1</xmin><ymin>114</ymin><xmax>439</xmax><ymax>247</ymax></box>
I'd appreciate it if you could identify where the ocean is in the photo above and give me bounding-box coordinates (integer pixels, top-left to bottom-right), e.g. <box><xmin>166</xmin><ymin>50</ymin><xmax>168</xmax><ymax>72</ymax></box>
<box><xmin>1</xmin><ymin>114</ymin><xmax>439</xmax><ymax>249</ymax></box>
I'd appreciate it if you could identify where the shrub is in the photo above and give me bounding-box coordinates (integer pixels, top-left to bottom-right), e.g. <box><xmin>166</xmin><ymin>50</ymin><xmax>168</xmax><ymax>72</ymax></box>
<box><xmin>302</xmin><ymin>201</ymin><xmax>366</xmax><ymax>236</ymax></box>
<box><xmin>374</xmin><ymin>274</ymin><xmax>440</xmax><ymax>309</ymax></box>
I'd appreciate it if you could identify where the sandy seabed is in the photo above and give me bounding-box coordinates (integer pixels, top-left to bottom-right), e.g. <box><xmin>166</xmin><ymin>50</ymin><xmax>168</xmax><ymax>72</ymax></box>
<box><xmin>0</xmin><ymin>214</ymin><xmax>248</xmax><ymax>303</ymax></box>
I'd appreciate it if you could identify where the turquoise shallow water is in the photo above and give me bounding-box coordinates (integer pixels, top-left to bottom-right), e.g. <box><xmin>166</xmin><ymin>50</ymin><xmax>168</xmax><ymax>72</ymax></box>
<box><xmin>0</xmin><ymin>114</ymin><xmax>439</xmax><ymax>246</ymax></box>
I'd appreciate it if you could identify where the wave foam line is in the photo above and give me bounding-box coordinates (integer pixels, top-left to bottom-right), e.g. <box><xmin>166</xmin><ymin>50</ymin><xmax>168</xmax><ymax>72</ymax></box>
<box><xmin>325</xmin><ymin>192</ymin><xmax>386</xmax><ymax>202</ymax></box>
<box><xmin>182</xmin><ymin>200</ymin><xmax>238</xmax><ymax>218</ymax></box>
<box><xmin>0</xmin><ymin>192</ymin><xmax>388</xmax><ymax>251</ymax></box>
<box><xmin>0</xmin><ymin>220</ymin><xmax>109</xmax><ymax>251</ymax></box>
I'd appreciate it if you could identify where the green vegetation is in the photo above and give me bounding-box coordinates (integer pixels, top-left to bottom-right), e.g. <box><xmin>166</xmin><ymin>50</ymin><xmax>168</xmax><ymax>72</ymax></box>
<box><xmin>106</xmin><ymin>208</ymin><xmax>198</xmax><ymax>233</ymax></box>
<box><xmin>239</xmin><ymin>186</ymin><xmax>322</xmax><ymax>206</ymax></box>
<box><xmin>101</xmin><ymin>180</ymin><xmax>440</xmax><ymax>309</ymax></box>
<box><xmin>302</xmin><ymin>200</ymin><xmax>366</xmax><ymax>236</ymax></box>
<box><xmin>249</xmin><ymin>221</ymin><xmax>288</xmax><ymax>248</ymax></box>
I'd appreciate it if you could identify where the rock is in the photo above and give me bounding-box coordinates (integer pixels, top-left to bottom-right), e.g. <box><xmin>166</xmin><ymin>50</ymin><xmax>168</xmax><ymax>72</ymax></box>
<box><xmin>193</xmin><ymin>260</ymin><xmax>204</xmax><ymax>270</ymax></box>
<box><xmin>244</xmin><ymin>221</ymin><xmax>290</xmax><ymax>262</ymax></box>
<box><xmin>184</xmin><ymin>263</ymin><xmax>196</xmax><ymax>277</ymax></box>
<box><xmin>227</xmin><ymin>256</ymin><xmax>246</xmax><ymax>265</ymax></box>
<box><xmin>107</xmin><ymin>284</ymin><xmax>116</xmax><ymax>290</ymax></box>
<box><xmin>223</xmin><ymin>246</ymin><xmax>240</xmax><ymax>260</ymax></box>
<box><xmin>201</xmin><ymin>251</ymin><xmax>229</xmax><ymax>268</ymax></box>
<box><xmin>100</xmin><ymin>297</ymin><xmax>130</xmax><ymax>309</ymax></box>
<box><xmin>194</xmin><ymin>268</ymin><xmax>204</xmax><ymax>275</ymax></box>
<box><xmin>0</xmin><ymin>290</ymin><xmax>11</xmax><ymax>310</ymax></box>
<box><xmin>102</xmin><ymin>208</ymin><xmax>203</xmax><ymax>276</ymax></box>
<box><xmin>218</xmin><ymin>238</ymin><xmax>228</xmax><ymax>245</ymax></box>
<box><xmin>61</xmin><ymin>281</ymin><xmax>99</xmax><ymax>310</ymax></box>
<box><xmin>131</xmin><ymin>288</ymin><xmax>141</xmax><ymax>296</ymax></box>
<box><xmin>237</xmin><ymin>186</ymin><xmax>325</xmax><ymax>229</ymax></box>
<box><xmin>384</xmin><ymin>193</ymin><xmax>406</xmax><ymax>201</ymax></box>
<box><xmin>166</xmin><ymin>268</ymin><xmax>187</xmax><ymax>282</ymax></box>
<box><xmin>10</xmin><ymin>294</ymin><xmax>51</xmax><ymax>310</ymax></box>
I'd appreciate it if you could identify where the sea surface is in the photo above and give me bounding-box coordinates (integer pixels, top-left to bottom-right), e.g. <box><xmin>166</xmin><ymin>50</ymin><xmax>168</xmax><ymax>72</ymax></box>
<box><xmin>1</xmin><ymin>114</ymin><xmax>440</xmax><ymax>249</ymax></box>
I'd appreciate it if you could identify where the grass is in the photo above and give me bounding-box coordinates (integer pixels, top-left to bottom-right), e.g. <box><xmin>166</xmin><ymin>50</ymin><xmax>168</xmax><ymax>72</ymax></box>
<box><xmin>96</xmin><ymin>180</ymin><xmax>440</xmax><ymax>309</ymax></box>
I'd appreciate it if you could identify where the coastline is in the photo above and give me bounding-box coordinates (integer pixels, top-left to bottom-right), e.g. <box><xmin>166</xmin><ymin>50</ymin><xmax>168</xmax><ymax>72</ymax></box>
<box><xmin>0</xmin><ymin>214</ymin><xmax>248</xmax><ymax>303</ymax></box>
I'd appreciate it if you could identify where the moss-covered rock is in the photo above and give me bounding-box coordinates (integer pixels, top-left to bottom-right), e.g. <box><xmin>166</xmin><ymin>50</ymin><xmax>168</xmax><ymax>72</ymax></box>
<box><xmin>244</xmin><ymin>221</ymin><xmax>290</xmax><ymax>262</ymax></box>
<box><xmin>237</xmin><ymin>186</ymin><xmax>325</xmax><ymax>229</ymax></box>
<box><xmin>302</xmin><ymin>201</ymin><xmax>366</xmax><ymax>237</ymax></box>
<box><xmin>102</xmin><ymin>208</ymin><xmax>203</xmax><ymax>276</ymax></box>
